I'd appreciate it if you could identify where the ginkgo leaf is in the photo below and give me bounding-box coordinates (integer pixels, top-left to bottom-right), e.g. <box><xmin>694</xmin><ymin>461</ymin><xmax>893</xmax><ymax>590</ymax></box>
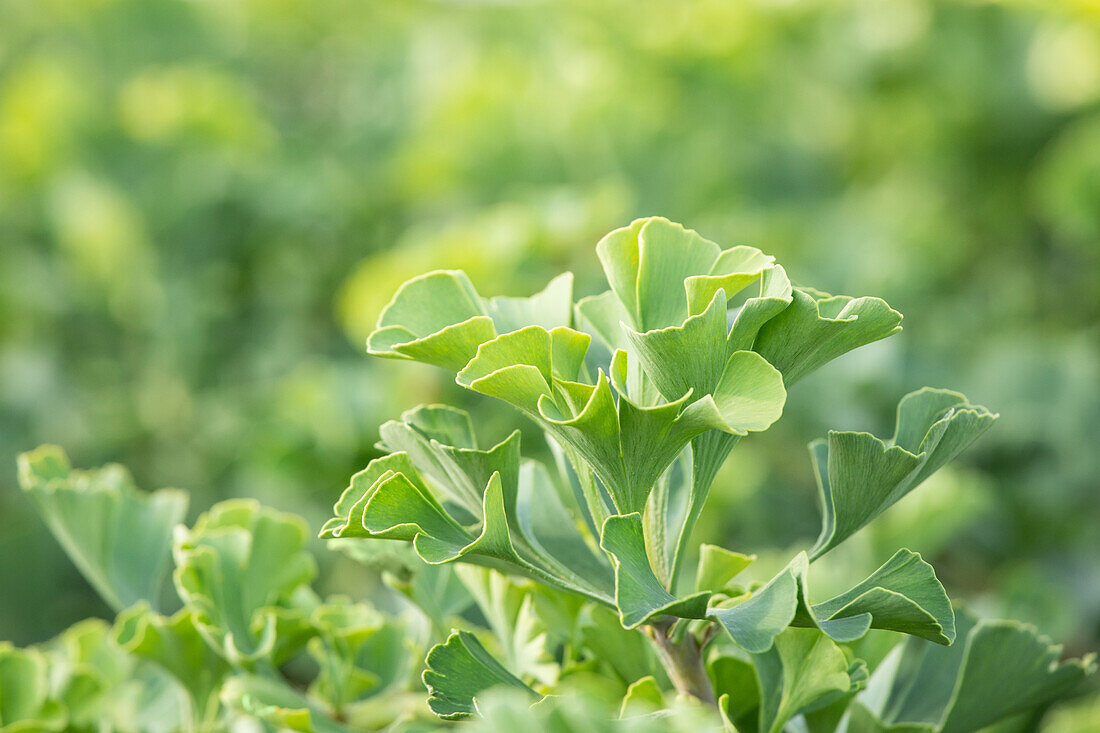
<box><xmin>17</xmin><ymin>445</ymin><xmax>187</xmax><ymax>613</ymax></box>
<box><xmin>753</xmin><ymin>628</ymin><xmax>852</xmax><ymax>733</ymax></box>
<box><xmin>851</xmin><ymin>606</ymin><xmax>1096</xmax><ymax>732</ymax></box>
<box><xmin>114</xmin><ymin>603</ymin><xmax>231</xmax><ymax>722</ymax></box>
<box><xmin>618</xmin><ymin>676</ymin><xmax>665</xmax><ymax>718</ymax></box>
<box><xmin>810</xmin><ymin>389</ymin><xmax>998</xmax><ymax>559</ymax></box>
<box><xmin>306</xmin><ymin>602</ymin><xmax>413</xmax><ymax>713</ymax></box>
<box><xmin>453</xmin><ymin>567</ymin><xmax>560</xmax><ymax>687</ymax></box>
<box><xmin>221</xmin><ymin>674</ymin><xmax>352</xmax><ymax>733</ymax></box>
<box><xmin>596</xmin><ymin>217</ymin><xmax>787</xmax><ymax>337</ymax></box>
<box><xmin>696</xmin><ymin>546</ymin><xmax>755</xmax><ymax>595</ymax></box>
<box><xmin>599</xmin><ymin>513</ymin><xmax>711</xmax><ymax>629</ymax></box>
<box><xmin>367</xmin><ymin>270</ymin><xmax>573</xmax><ymax>371</ymax></box>
<box><xmin>0</xmin><ymin>643</ymin><xmax>65</xmax><ymax>733</ymax></box>
<box><xmin>753</xmin><ymin>288</ymin><xmax>903</xmax><ymax>386</ymax></box>
<box><xmin>791</xmin><ymin>550</ymin><xmax>955</xmax><ymax>645</ymax></box>
<box><xmin>173</xmin><ymin>499</ymin><xmax>318</xmax><ymax>665</ymax></box>
<box><xmin>710</xmin><ymin>549</ymin><xmax>952</xmax><ymax>654</ymax></box>
<box><xmin>422</xmin><ymin>631</ymin><xmax>542</xmax><ymax>720</ymax></box>
<box><xmin>323</xmin><ymin>406</ymin><xmax>615</xmax><ymax>605</ymax></box>
<box><xmin>708</xmin><ymin>564</ymin><xmax>799</xmax><ymax>654</ymax></box>
<box><xmin>462</xmin><ymin>329</ymin><xmax>782</xmax><ymax>514</ymax></box>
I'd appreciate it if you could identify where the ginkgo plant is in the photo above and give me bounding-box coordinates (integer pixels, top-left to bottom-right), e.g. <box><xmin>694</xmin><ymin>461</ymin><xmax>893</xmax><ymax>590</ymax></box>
<box><xmin>322</xmin><ymin>216</ymin><xmax>1095</xmax><ymax>730</ymax></box>
<box><xmin>2</xmin><ymin>218</ymin><xmax>1094</xmax><ymax>733</ymax></box>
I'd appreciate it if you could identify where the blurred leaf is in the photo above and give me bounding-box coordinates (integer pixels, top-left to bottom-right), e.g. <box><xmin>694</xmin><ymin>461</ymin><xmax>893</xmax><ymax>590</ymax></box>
<box><xmin>17</xmin><ymin>445</ymin><xmax>187</xmax><ymax>612</ymax></box>
<box><xmin>173</xmin><ymin>499</ymin><xmax>318</xmax><ymax>664</ymax></box>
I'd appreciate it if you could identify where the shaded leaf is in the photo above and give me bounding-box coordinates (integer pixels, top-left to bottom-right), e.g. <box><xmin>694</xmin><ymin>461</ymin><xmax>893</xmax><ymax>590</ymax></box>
<box><xmin>0</xmin><ymin>643</ymin><xmax>65</xmax><ymax>733</ymax></box>
<box><xmin>114</xmin><ymin>603</ymin><xmax>230</xmax><ymax>722</ymax></box>
<box><xmin>221</xmin><ymin>674</ymin><xmax>351</xmax><ymax>733</ymax></box>
<box><xmin>696</xmin><ymin>546</ymin><xmax>755</xmax><ymax>595</ymax></box>
<box><xmin>753</xmin><ymin>628</ymin><xmax>851</xmax><ymax>733</ymax></box>
<box><xmin>851</xmin><ymin>606</ymin><xmax>1096</xmax><ymax>732</ymax></box>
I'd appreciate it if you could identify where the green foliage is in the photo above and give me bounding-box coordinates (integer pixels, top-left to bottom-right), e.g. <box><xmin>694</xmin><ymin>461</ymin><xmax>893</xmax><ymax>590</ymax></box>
<box><xmin>317</xmin><ymin>217</ymin><xmax>1091</xmax><ymax>729</ymax></box>
<box><xmin>4</xmin><ymin>219</ymin><xmax>1095</xmax><ymax>732</ymax></box>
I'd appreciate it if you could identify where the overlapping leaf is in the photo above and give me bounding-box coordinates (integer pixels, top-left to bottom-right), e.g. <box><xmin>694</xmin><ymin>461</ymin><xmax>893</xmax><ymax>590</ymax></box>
<box><xmin>322</xmin><ymin>405</ymin><xmax>615</xmax><ymax>604</ymax></box>
<box><xmin>753</xmin><ymin>288</ymin><xmax>903</xmax><ymax>387</ymax></box>
<box><xmin>114</xmin><ymin>603</ymin><xmax>231</xmax><ymax>723</ymax></box>
<box><xmin>306</xmin><ymin>601</ymin><xmax>415</xmax><ymax>713</ymax></box>
<box><xmin>221</xmin><ymin>675</ymin><xmax>352</xmax><ymax>733</ymax></box>
<box><xmin>367</xmin><ymin>270</ymin><xmax>573</xmax><ymax>371</ymax></box>
<box><xmin>599</xmin><ymin>513</ymin><xmax>711</xmax><ymax>628</ymax></box>
<box><xmin>752</xmin><ymin>628</ymin><xmax>853</xmax><ymax>733</ymax></box>
<box><xmin>457</xmin><ymin>326</ymin><xmax>784</xmax><ymax>514</ymax></box>
<box><xmin>422</xmin><ymin>631</ymin><xmax>542</xmax><ymax>720</ymax></box>
<box><xmin>710</xmin><ymin>549</ymin><xmax>953</xmax><ymax>653</ymax></box>
<box><xmin>0</xmin><ymin>643</ymin><xmax>64</xmax><ymax>733</ymax></box>
<box><xmin>17</xmin><ymin>445</ymin><xmax>187</xmax><ymax>612</ymax></box>
<box><xmin>810</xmin><ymin>389</ymin><xmax>998</xmax><ymax>559</ymax></box>
<box><xmin>850</xmin><ymin>606</ymin><xmax>1096</xmax><ymax>732</ymax></box>
<box><xmin>173</xmin><ymin>499</ymin><xmax>319</xmax><ymax>665</ymax></box>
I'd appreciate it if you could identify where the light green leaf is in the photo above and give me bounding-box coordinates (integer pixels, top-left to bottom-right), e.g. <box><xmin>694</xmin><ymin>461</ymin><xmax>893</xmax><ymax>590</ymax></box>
<box><xmin>114</xmin><ymin>603</ymin><xmax>230</xmax><ymax>722</ymax></box>
<box><xmin>709</xmin><ymin>654</ymin><xmax>760</xmax><ymax>729</ymax></box>
<box><xmin>0</xmin><ymin>643</ymin><xmax>65</xmax><ymax>733</ymax></box>
<box><xmin>221</xmin><ymin>674</ymin><xmax>351</xmax><ymax>733</ymax></box>
<box><xmin>486</xmin><ymin>273</ymin><xmax>574</xmax><ymax>334</ymax></box>
<box><xmin>173</xmin><ymin>499</ymin><xmax>318</xmax><ymax>664</ymax></box>
<box><xmin>619</xmin><ymin>676</ymin><xmax>665</xmax><ymax>718</ymax></box>
<box><xmin>422</xmin><ymin>631</ymin><xmax>541</xmax><ymax>720</ymax></box>
<box><xmin>623</xmin><ymin>288</ymin><xmax>731</xmax><ymax>402</ymax></box>
<box><xmin>793</xmin><ymin>550</ymin><xmax>955</xmax><ymax>645</ymax></box>
<box><xmin>597</xmin><ymin>217</ymin><xmax>722</xmax><ymax>332</ymax></box>
<box><xmin>599</xmin><ymin>514</ymin><xmax>711</xmax><ymax>629</ymax></box>
<box><xmin>753</xmin><ymin>288</ymin><xmax>903</xmax><ymax>386</ymax></box>
<box><xmin>753</xmin><ymin>628</ymin><xmax>851</xmax><ymax>733</ymax></box>
<box><xmin>810</xmin><ymin>388</ymin><xmax>998</xmax><ymax>559</ymax></box>
<box><xmin>17</xmin><ymin>445</ymin><xmax>187</xmax><ymax>613</ymax></box>
<box><xmin>368</xmin><ymin>270</ymin><xmax>495</xmax><ymax>370</ymax></box>
<box><xmin>307</xmin><ymin>602</ymin><xmax>413</xmax><ymax>712</ymax></box>
<box><xmin>696</xmin><ymin>546</ymin><xmax>755</xmax><ymax>595</ymax></box>
<box><xmin>709</xmin><ymin>564</ymin><xmax>799</xmax><ymax>653</ymax></box>
<box><xmin>368</xmin><ymin>270</ymin><xmax>574</xmax><ymax>372</ymax></box>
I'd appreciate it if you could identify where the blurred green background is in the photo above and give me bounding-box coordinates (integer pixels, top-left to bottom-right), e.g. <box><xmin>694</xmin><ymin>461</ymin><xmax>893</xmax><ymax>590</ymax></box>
<box><xmin>1</xmin><ymin>0</ymin><xmax>1097</xmax><ymax>671</ymax></box>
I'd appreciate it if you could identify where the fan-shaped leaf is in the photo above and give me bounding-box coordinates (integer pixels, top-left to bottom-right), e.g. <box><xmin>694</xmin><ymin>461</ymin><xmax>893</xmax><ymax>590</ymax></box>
<box><xmin>810</xmin><ymin>389</ymin><xmax>998</xmax><ymax>559</ymax></box>
<box><xmin>754</xmin><ymin>288</ymin><xmax>903</xmax><ymax>386</ymax></box>
<box><xmin>599</xmin><ymin>513</ymin><xmax>711</xmax><ymax>629</ymax></box>
<box><xmin>422</xmin><ymin>631</ymin><xmax>541</xmax><ymax>720</ymax></box>
<box><xmin>17</xmin><ymin>445</ymin><xmax>187</xmax><ymax>613</ymax></box>
<box><xmin>173</xmin><ymin>499</ymin><xmax>318</xmax><ymax>664</ymax></box>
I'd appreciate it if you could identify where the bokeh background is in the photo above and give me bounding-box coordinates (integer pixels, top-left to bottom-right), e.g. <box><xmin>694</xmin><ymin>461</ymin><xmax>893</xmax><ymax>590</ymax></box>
<box><xmin>1</xmin><ymin>0</ymin><xmax>1097</xmax><ymax>693</ymax></box>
